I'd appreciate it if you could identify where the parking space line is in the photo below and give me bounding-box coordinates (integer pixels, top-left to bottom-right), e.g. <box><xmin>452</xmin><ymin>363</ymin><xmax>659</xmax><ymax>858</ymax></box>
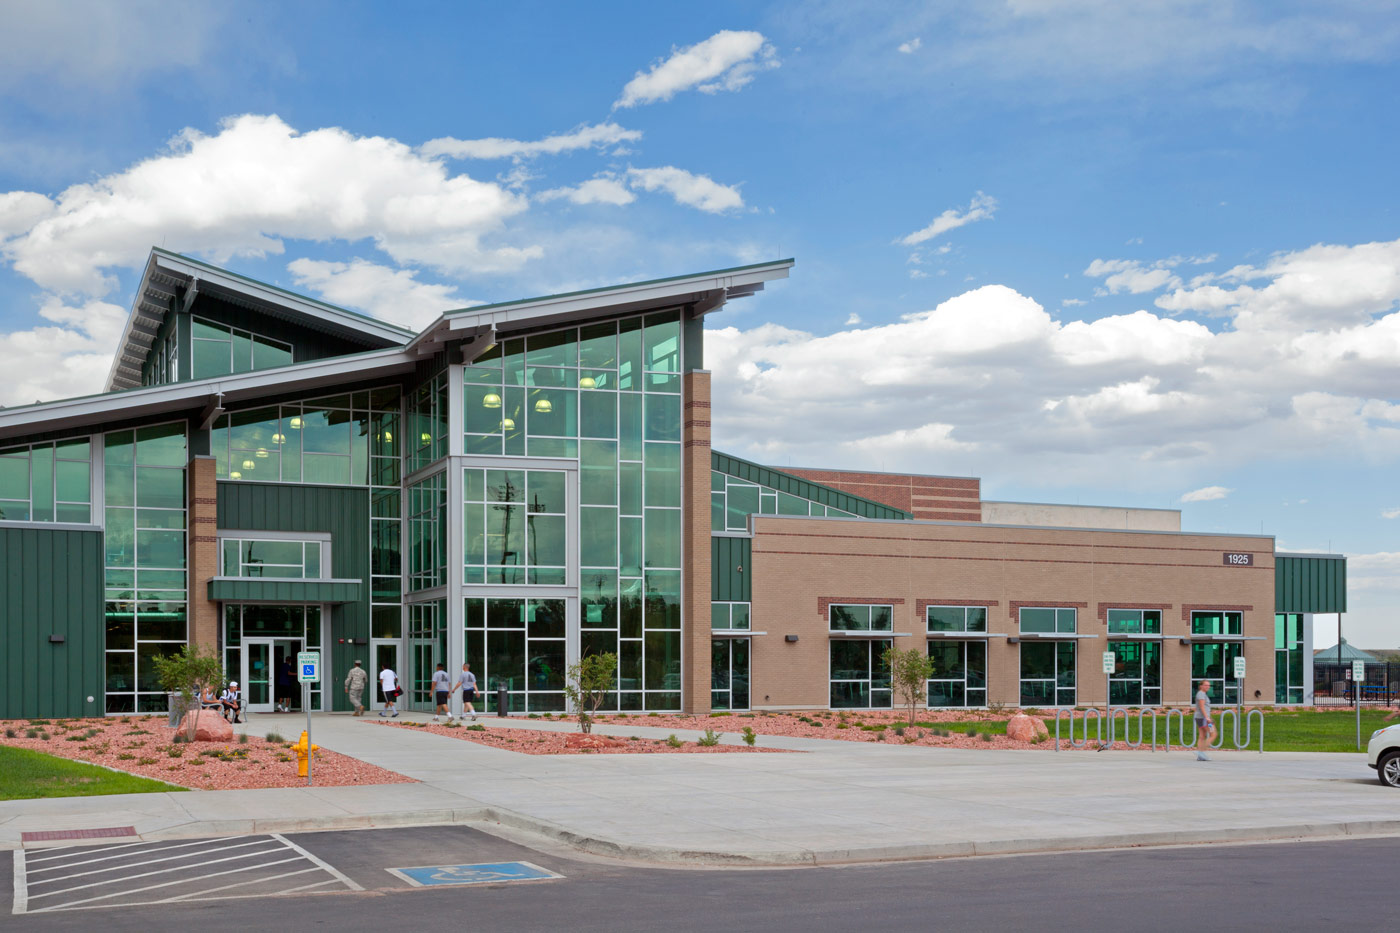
<box><xmin>24</xmin><ymin>837</ymin><xmax>255</xmax><ymax>874</ymax></box>
<box><xmin>269</xmin><ymin>834</ymin><xmax>364</xmax><ymax>892</ymax></box>
<box><xmin>25</xmin><ymin>843</ymin><xmax>144</xmax><ymax>862</ymax></box>
<box><xmin>153</xmin><ymin>866</ymin><xmax>324</xmax><ymax>903</ymax></box>
<box><xmin>31</xmin><ymin>856</ymin><xmax>307</xmax><ymax>912</ymax></box>
<box><xmin>29</xmin><ymin>839</ymin><xmax>277</xmax><ymax>886</ymax></box>
<box><xmin>12</xmin><ymin>851</ymin><xmax>27</xmax><ymax>916</ymax></box>
<box><xmin>29</xmin><ymin>843</ymin><xmax>288</xmax><ymax>902</ymax></box>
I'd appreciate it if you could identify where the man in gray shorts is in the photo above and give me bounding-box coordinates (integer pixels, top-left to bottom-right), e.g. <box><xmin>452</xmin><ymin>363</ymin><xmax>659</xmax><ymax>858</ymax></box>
<box><xmin>1194</xmin><ymin>679</ymin><xmax>1216</xmax><ymax>761</ymax></box>
<box><xmin>452</xmin><ymin>661</ymin><xmax>478</xmax><ymax>721</ymax></box>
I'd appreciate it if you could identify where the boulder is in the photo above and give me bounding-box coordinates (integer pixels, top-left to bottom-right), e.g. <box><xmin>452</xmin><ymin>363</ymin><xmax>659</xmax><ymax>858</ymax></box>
<box><xmin>1006</xmin><ymin>713</ymin><xmax>1048</xmax><ymax>742</ymax></box>
<box><xmin>564</xmin><ymin>732</ymin><xmax>626</xmax><ymax>750</ymax></box>
<box><xmin>176</xmin><ymin>709</ymin><xmax>234</xmax><ymax>742</ymax></box>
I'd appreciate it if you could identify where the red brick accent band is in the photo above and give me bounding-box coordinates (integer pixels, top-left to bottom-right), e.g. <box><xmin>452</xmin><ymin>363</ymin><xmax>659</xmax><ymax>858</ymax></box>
<box><xmin>685</xmin><ymin>419</ymin><xmax>711</xmax><ymax>428</ymax></box>
<box><xmin>817</xmin><ymin>596</ymin><xmax>905</xmax><ymax>619</ymax></box>
<box><xmin>1097</xmin><ymin>602</ymin><xmax>1172</xmax><ymax>621</ymax></box>
<box><xmin>1008</xmin><ymin>600</ymin><xmax>1089</xmax><ymax>621</ymax></box>
<box><xmin>683</xmin><ymin>439</ymin><xmax>711</xmax><ymax>449</ymax></box>
<box><xmin>683</xmin><ymin>400</ymin><xmax>711</xmax><ymax>410</ymax></box>
<box><xmin>1180</xmin><ymin>604</ymin><xmax>1254</xmax><ymax>621</ymax></box>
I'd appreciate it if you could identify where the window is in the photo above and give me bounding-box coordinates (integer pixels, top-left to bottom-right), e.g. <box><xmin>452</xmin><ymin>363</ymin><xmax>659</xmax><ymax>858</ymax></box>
<box><xmin>711</xmin><ymin>602</ymin><xmax>751</xmax><ymax>631</ymax></box>
<box><xmin>1107</xmin><ymin>609</ymin><xmax>1161</xmax><ymax>634</ymax></box>
<box><xmin>927</xmin><ymin>605</ymin><xmax>987</xmax><ymax>633</ymax></box>
<box><xmin>1191</xmin><ymin>611</ymin><xmax>1242</xmax><ymax>636</ymax></box>
<box><xmin>1020</xmin><ymin>642</ymin><xmax>1076</xmax><ymax>706</ymax></box>
<box><xmin>408</xmin><ymin>471</ymin><xmax>448</xmax><ymax>591</ymax></box>
<box><xmin>462</xmin><ymin>468</ymin><xmax>566</xmax><ymax>586</ymax></box>
<box><xmin>1108</xmin><ymin>642</ymin><xmax>1161</xmax><ymax>706</ymax></box>
<box><xmin>712</xmin><ymin>638</ymin><xmax>750</xmax><ymax>711</ymax></box>
<box><xmin>829</xmin><ymin>604</ymin><xmax>893</xmax><ymax>632</ymax></box>
<box><xmin>219</xmin><ymin>538</ymin><xmax>324</xmax><ymax>578</ymax></box>
<box><xmin>464</xmin><ymin>597</ymin><xmax>566</xmax><ymax>713</ymax></box>
<box><xmin>710</xmin><ymin>471</ymin><xmax>855</xmax><ymax>532</ymax></box>
<box><xmin>1019</xmin><ymin>607</ymin><xmax>1077</xmax><ymax>634</ymax></box>
<box><xmin>1275</xmin><ymin>612</ymin><xmax>1305</xmax><ymax>704</ymax></box>
<box><xmin>1192</xmin><ymin>641</ymin><xmax>1242</xmax><ymax>705</ymax></box>
<box><xmin>928</xmin><ymin>640</ymin><xmax>986</xmax><ymax>707</ymax></box>
<box><xmin>830</xmin><ymin>640</ymin><xmax>892</xmax><ymax>708</ymax></box>
<box><xmin>190</xmin><ymin>315</ymin><xmax>292</xmax><ymax>379</ymax></box>
<box><xmin>0</xmin><ymin>437</ymin><xmax>92</xmax><ymax>524</ymax></box>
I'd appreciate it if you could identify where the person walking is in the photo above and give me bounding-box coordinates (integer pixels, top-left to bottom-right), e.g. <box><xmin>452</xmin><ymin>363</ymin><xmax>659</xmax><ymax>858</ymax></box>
<box><xmin>452</xmin><ymin>661</ymin><xmax>478</xmax><ymax>721</ymax></box>
<box><xmin>431</xmin><ymin>662</ymin><xmax>452</xmax><ymax>722</ymax></box>
<box><xmin>344</xmin><ymin>660</ymin><xmax>369</xmax><ymax>716</ymax></box>
<box><xmin>379</xmin><ymin>663</ymin><xmax>400</xmax><ymax>717</ymax></box>
<box><xmin>1194</xmin><ymin>679</ymin><xmax>1216</xmax><ymax>761</ymax></box>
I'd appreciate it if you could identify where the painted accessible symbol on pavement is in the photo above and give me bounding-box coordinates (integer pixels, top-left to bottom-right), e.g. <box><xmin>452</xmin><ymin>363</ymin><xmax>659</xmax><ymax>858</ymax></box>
<box><xmin>386</xmin><ymin>861</ymin><xmax>562</xmax><ymax>887</ymax></box>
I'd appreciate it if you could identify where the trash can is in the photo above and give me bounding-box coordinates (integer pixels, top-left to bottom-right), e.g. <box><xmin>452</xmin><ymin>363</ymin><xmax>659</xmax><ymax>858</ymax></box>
<box><xmin>496</xmin><ymin>682</ymin><xmax>509</xmax><ymax>717</ymax></box>
<box><xmin>167</xmin><ymin>691</ymin><xmax>191</xmax><ymax>727</ymax></box>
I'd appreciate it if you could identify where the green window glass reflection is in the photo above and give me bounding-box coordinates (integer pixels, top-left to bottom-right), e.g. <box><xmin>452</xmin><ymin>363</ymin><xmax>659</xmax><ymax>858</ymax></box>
<box><xmin>643</xmin><ymin>312</ymin><xmax>680</xmax><ymax>372</ymax></box>
<box><xmin>644</xmin><ymin>443</ymin><xmax>680</xmax><ymax>507</ymax></box>
<box><xmin>643</xmin><ymin>509</ymin><xmax>681</xmax><ymax>568</ymax></box>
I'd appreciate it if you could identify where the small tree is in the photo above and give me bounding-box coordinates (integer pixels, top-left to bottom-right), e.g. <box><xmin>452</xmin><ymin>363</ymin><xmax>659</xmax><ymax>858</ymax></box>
<box><xmin>563</xmin><ymin>651</ymin><xmax>617</xmax><ymax>734</ymax></box>
<box><xmin>883</xmin><ymin>646</ymin><xmax>934</xmax><ymax>729</ymax></box>
<box><xmin>152</xmin><ymin>644</ymin><xmax>226</xmax><ymax>740</ymax></box>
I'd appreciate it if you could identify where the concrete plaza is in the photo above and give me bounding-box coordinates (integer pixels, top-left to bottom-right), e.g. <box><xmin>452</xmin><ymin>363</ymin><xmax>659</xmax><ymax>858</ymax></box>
<box><xmin>1</xmin><ymin>713</ymin><xmax>1395</xmax><ymax>864</ymax></box>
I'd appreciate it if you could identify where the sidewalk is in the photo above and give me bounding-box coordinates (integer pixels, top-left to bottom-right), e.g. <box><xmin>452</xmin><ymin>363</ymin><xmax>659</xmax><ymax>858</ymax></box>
<box><xmin>2</xmin><ymin>711</ymin><xmax>1395</xmax><ymax>865</ymax></box>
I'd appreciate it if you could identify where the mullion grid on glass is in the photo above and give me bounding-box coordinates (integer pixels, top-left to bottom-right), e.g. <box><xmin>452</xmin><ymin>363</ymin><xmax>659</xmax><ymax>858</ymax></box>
<box><xmin>407</xmin><ymin>472</ymin><xmax>447</xmax><ymax>592</ymax></box>
<box><xmin>927</xmin><ymin>639</ymin><xmax>987</xmax><ymax>708</ymax></box>
<box><xmin>1105</xmin><ymin>609</ymin><xmax>1162</xmax><ymax>707</ymax></box>
<box><xmin>221</xmin><ymin>537</ymin><xmax>320</xmax><ymax>578</ymax></box>
<box><xmin>1190</xmin><ymin>611</ymin><xmax>1243</xmax><ymax>704</ymax></box>
<box><xmin>1274</xmin><ymin>612</ymin><xmax>1305</xmax><ymax>704</ymax></box>
<box><xmin>212</xmin><ymin>386</ymin><xmax>399</xmax><ymax>486</ymax></box>
<box><xmin>713</xmin><ymin>472</ymin><xmax>857</xmax><ymax>532</ymax></box>
<box><xmin>458</xmin><ymin>312</ymin><xmax>682</xmax><ymax>712</ymax></box>
<box><xmin>191</xmin><ymin>315</ymin><xmax>292</xmax><ymax>379</ymax></box>
<box><xmin>0</xmin><ymin>438</ymin><xmax>93</xmax><ymax>524</ymax></box>
<box><xmin>104</xmin><ymin>423</ymin><xmax>187</xmax><ymax>714</ymax></box>
<box><xmin>829</xmin><ymin>638</ymin><xmax>893</xmax><ymax>709</ymax></box>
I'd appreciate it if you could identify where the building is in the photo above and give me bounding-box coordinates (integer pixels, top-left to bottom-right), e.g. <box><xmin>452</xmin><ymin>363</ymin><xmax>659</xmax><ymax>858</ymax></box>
<box><xmin>0</xmin><ymin>249</ymin><xmax>1348</xmax><ymax>718</ymax></box>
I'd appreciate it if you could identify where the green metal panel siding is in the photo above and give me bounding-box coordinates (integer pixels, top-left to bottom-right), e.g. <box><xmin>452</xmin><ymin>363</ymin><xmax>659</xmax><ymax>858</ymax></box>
<box><xmin>216</xmin><ymin>483</ymin><xmax>372</xmax><ymax>711</ymax></box>
<box><xmin>207</xmin><ymin>579</ymin><xmax>362</xmax><ymax>604</ymax></box>
<box><xmin>1276</xmin><ymin>556</ymin><xmax>1347</xmax><ymax>613</ymax></box>
<box><xmin>711</xmin><ymin>536</ymin><xmax>751</xmax><ymax>602</ymax></box>
<box><xmin>0</xmin><ymin>527</ymin><xmax>104</xmax><ymax>718</ymax></box>
<box><xmin>710</xmin><ymin>450</ymin><xmax>912</xmax><ymax>521</ymax></box>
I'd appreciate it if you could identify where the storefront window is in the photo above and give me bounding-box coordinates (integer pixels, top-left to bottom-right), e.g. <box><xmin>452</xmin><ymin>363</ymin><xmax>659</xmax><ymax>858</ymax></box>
<box><xmin>830</xmin><ymin>640</ymin><xmax>892</xmax><ymax>709</ymax></box>
<box><xmin>0</xmin><ymin>437</ymin><xmax>92</xmax><ymax>524</ymax></box>
<box><xmin>927</xmin><ymin>640</ymin><xmax>986</xmax><ymax>707</ymax></box>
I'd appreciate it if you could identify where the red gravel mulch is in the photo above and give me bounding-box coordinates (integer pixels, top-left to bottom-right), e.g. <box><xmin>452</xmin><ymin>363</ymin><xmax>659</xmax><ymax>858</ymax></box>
<box><xmin>370</xmin><ymin>719</ymin><xmax>790</xmax><ymax>755</ymax></box>
<box><xmin>0</xmin><ymin>717</ymin><xmax>414</xmax><ymax>790</ymax></box>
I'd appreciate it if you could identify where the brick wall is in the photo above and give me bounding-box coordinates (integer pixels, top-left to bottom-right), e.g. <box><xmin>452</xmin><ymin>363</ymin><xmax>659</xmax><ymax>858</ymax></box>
<box><xmin>746</xmin><ymin>516</ymin><xmax>1275</xmax><ymax>710</ymax></box>
<box><xmin>682</xmin><ymin>371</ymin><xmax>712</xmax><ymax>714</ymax></box>
<box><xmin>783</xmin><ymin>468</ymin><xmax>981</xmax><ymax>522</ymax></box>
<box><xmin>187</xmin><ymin>455</ymin><xmax>219</xmax><ymax>651</ymax></box>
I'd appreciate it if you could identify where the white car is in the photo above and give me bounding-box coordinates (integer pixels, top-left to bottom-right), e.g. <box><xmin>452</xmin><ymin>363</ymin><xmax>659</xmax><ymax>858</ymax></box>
<box><xmin>1367</xmin><ymin>723</ymin><xmax>1400</xmax><ymax>787</ymax></box>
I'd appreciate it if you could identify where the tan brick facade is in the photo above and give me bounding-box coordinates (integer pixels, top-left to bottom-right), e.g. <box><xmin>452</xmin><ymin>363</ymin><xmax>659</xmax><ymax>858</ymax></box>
<box><xmin>740</xmin><ymin>516</ymin><xmax>1276</xmax><ymax>710</ymax></box>
<box><xmin>783</xmin><ymin>468</ymin><xmax>982</xmax><ymax>522</ymax></box>
<box><xmin>681</xmin><ymin>371</ymin><xmax>712</xmax><ymax>714</ymax></box>
<box><xmin>187</xmin><ymin>455</ymin><xmax>220</xmax><ymax>651</ymax></box>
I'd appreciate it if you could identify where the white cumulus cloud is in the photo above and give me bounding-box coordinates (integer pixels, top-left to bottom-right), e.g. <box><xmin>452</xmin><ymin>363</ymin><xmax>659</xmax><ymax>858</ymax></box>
<box><xmin>626</xmin><ymin>166</ymin><xmax>743</xmax><ymax>213</ymax></box>
<box><xmin>1181</xmin><ymin>485</ymin><xmax>1231</xmax><ymax>503</ymax></box>
<box><xmin>615</xmin><ymin>30</ymin><xmax>778</xmax><ymax>108</ymax></box>
<box><xmin>899</xmin><ymin>192</ymin><xmax>997</xmax><ymax>246</ymax></box>
<box><xmin>420</xmin><ymin>122</ymin><xmax>642</xmax><ymax>161</ymax></box>
<box><xmin>537</xmin><ymin>175</ymin><xmax>636</xmax><ymax>207</ymax></box>
<box><xmin>1382</xmin><ymin>508</ymin><xmax>1400</xmax><ymax>519</ymax></box>
<box><xmin>286</xmin><ymin>258</ymin><xmax>473</xmax><ymax>331</ymax></box>
<box><xmin>898</xmin><ymin>37</ymin><xmax>923</xmax><ymax>54</ymax></box>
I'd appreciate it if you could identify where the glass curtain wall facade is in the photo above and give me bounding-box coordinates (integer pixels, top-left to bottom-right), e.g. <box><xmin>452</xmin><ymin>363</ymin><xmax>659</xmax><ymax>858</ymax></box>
<box><xmin>222</xmin><ymin>605</ymin><xmax>324</xmax><ymax>710</ymax></box>
<box><xmin>103</xmin><ymin>423</ymin><xmax>188</xmax><ymax>713</ymax></box>
<box><xmin>1275</xmin><ymin>612</ymin><xmax>1305</xmax><ymax>704</ymax></box>
<box><xmin>711</xmin><ymin>472</ymin><xmax>855</xmax><ymax>531</ymax></box>
<box><xmin>0</xmin><ymin>438</ymin><xmax>92</xmax><ymax>523</ymax></box>
<box><xmin>191</xmin><ymin>315</ymin><xmax>293</xmax><ymax>379</ymax></box>
<box><xmin>460</xmin><ymin>311</ymin><xmax>685</xmax><ymax>712</ymax></box>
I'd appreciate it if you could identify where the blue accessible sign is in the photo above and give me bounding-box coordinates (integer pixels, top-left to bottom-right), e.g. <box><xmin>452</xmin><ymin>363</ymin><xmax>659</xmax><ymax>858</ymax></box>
<box><xmin>297</xmin><ymin>650</ymin><xmax>320</xmax><ymax>683</ymax></box>
<box><xmin>387</xmin><ymin>861</ymin><xmax>563</xmax><ymax>887</ymax></box>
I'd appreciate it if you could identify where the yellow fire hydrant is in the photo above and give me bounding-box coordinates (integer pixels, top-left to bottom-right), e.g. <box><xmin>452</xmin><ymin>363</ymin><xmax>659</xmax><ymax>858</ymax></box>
<box><xmin>292</xmin><ymin>731</ymin><xmax>319</xmax><ymax>778</ymax></box>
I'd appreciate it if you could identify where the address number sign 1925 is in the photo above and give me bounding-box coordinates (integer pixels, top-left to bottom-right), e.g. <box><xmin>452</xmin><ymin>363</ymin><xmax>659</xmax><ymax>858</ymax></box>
<box><xmin>1222</xmin><ymin>552</ymin><xmax>1254</xmax><ymax>566</ymax></box>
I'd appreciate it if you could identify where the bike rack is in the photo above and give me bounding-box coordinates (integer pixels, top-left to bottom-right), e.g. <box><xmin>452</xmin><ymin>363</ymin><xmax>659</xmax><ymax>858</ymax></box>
<box><xmin>1054</xmin><ymin>706</ymin><xmax>1264</xmax><ymax>752</ymax></box>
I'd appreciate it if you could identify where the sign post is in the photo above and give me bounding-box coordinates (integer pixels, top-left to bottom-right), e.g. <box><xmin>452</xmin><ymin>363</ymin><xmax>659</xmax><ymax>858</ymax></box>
<box><xmin>1102</xmin><ymin>651</ymin><xmax>1115</xmax><ymax>726</ymax></box>
<box><xmin>1233</xmin><ymin>655</ymin><xmax>1247</xmax><ymax>719</ymax></box>
<box><xmin>1353</xmin><ymin>659</ymin><xmax>1366</xmax><ymax>750</ymax></box>
<box><xmin>297</xmin><ymin>651</ymin><xmax>320</xmax><ymax>785</ymax></box>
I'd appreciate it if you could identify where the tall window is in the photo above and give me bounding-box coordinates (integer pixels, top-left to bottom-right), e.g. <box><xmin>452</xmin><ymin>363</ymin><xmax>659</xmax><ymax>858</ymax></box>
<box><xmin>712</xmin><ymin>639</ymin><xmax>750</xmax><ymax>711</ymax></box>
<box><xmin>1191</xmin><ymin>611</ymin><xmax>1243</xmax><ymax>704</ymax></box>
<box><xmin>463</xmin><ymin>597</ymin><xmax>566</xmax><ymax>713</ymax></box>
<box><xmin>830</xmin><ymin>640</ymin><xmax>892</xmax><ymax>709</ymax></box>
<box><xmin>1020</xmin><ymin>642</ymin><xmax>1076</xmax><ymax>707</ymax></box>
<box><xmin>0</xmin><ymin>438</ymin><xmax>92</xmax><ymax>524</ymax></box>
<box><xmin>1275</xmin><ymin>612</ymin><xmax>1305</xmax><ymax>704</ymax></box>
<box><xmin>1106</xmin><ymin>609</ymin><xmax>1162</xmax><ymax>706</ymax></box>
<box><xmin>462</xmin><ymin>468</ymin><xmax>566</xmax><ymax>586</ymax></box>
<box><xmin>928</xmin><ymin>640</ymin><xmax>986</xmax><ymax>707</ymax></box>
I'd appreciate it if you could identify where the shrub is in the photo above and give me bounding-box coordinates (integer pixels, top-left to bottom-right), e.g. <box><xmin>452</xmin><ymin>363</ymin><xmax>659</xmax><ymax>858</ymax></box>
<box><xmin>698</xmin><ymin>729</ymin><xmax>721</xmax><ymax>747</ymax></box>
<box><xmin>527</xmin><ymin>713</ymin><xmax>540</xmax><ymax>719</ymax></box>
<box><xmin>138</xmin><ymin>757</ymin><xmax>157</xmax><ymax>765</ymax></box>
<box><xmin>709</xmin><ymin>711</ymin><xmax>732</xmax><ymax>717</ymax></box>
<box><xmin>665</xmin><ymin>734</ymin><xmax>684</xmax><ymax>748</ymax></box>
<box><xmin>39</xmin><ymin>732</ymin><xmax>50</xmax><ymax>741</ymax></box>
<box><xmin>741</xmin><ymin>727</ymin><xmax>757</xmax><ymax>747</ymax></box>
<box><xmin>893</xmin><ymin>726</ymin><xmax>906</xmax><ymax>737</ymax></box>
<box><xmin>883</xmin><ymin>646</ymin><xmax>936</xmax><ymax>731</ymax></box>
<box><xmin>466</xmin><ymin>724</ymin><xmax>485</xmax><ymax>732</ymax></box>
<box><xmin>238</xmin><ymin>734</ymin><xmax>249</xmax><ymax>744</ymax></box>
<box><xmin>117</xmin><ymin>753</ymin><xmax>136</xmax><ymax>760</ymax></box>
<box><xmin>981</xmin><ymin>733</ymin><xmax>993</xmax><ymax>742</ymax></box>
<box><xmin>65</xmin><ymin>734</ymin><xmax>86</xmax><ymax>742</ymax></box>
<box><xmin>150</xmin><ymin>643</ymin><xmax>226</xmax><ymax>742</ymax></box>
<box><xmin>3</xmin><ymin>727</ymin><xmax>14</xmax><ymax>738</ymax></box>
<box><xmin>835</xmin><ymin>723</ymin><xmax>849</xmax><ymax>730</ymax></box>
<box><xmin>171</xmin><ymin>733</ymin><xmax>189</xmax><ymax>744</ymax></box>
<box><xmin>265</xmin><ymin>732</ymin><xmax>285</xmax><ymax>743</ymax></box>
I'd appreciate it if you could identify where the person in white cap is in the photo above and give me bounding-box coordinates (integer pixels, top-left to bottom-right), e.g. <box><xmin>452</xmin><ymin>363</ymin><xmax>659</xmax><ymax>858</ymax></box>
<box><xmin>219</xmin><ymin>681</ymin><xmax>244</xmax><ymax>724</ymax></box>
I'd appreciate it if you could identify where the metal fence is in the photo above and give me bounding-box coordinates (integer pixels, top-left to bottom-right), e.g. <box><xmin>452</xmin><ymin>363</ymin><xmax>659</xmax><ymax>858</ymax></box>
<box><xmin>1313</xmin><ymin>660</ymin><xmax>1399</xmax><ymax>707</ymax></box>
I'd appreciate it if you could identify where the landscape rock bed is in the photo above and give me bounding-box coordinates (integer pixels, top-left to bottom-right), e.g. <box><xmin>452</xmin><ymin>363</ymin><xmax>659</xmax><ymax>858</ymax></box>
<box><xmin>371</xmin><ymin>719</ymin><xmax>790</xmax><ymax>755</ymax></box>
<box><xmin>0</xmin><ymin>717</ymin><xmax>413</xmax><ymax>790</ymax></box>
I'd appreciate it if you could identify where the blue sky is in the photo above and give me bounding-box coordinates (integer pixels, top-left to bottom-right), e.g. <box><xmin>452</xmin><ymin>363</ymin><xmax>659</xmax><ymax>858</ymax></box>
<box><xmin>1</xmin><ymin>1</ymin><xmax>1397</xmax><ymax>646</ymax></box>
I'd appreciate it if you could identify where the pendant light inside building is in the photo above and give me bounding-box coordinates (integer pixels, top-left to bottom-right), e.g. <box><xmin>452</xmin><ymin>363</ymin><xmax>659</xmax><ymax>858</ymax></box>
<box><xmin>271</xmin><ymin>432</ymin><xmax>286</xmax><ymax>444</ymax></box>
<box><xmin>578</xmin><ymin>375</ymin><xmax>597</xmax><ymax>389</ymax></box>
<box><xmin>482</xmin><ymin>392</ymin><xmax>502</xmax><ymax>408</ymax></box>
<box><xmin>241</xmin><ymin>459</ymin><xmax>255</xmax><ymax>470</ymax></box>
<box><xmin>501</xmin><ymin>417</ymin><xmax>515</xmax><ymax>431</ymax></box>
<box><xmin>534</xmin><ymin>398</ymin><xmax>553</xmax><ymax>413</ymax></box>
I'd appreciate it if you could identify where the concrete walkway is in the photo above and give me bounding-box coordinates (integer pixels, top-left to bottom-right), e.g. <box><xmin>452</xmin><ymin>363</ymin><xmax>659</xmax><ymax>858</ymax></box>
<box><xmin>2</xmin><ymin>711</ymin><xmax>1396</xmax><ymax>865</ymax></box>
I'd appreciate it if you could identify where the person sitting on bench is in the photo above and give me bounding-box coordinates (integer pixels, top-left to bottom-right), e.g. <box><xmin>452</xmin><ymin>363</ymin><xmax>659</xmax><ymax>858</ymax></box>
<box><xmin>220</xmin><ymin>681</ymin><xmax>244</xmax><ymax>724</ymax></box>
<box><xmin>197</xmin><ymin>683</ymin><xmax>221</xmax><ymax>711</ymax></box>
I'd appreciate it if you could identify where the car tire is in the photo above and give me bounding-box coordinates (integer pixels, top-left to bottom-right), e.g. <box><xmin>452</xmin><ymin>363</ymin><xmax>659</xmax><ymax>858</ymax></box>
<box><xmin>1379</xmin><ymin>750</ymin><xmax>1400</xmax><ymax>788</ymax></box>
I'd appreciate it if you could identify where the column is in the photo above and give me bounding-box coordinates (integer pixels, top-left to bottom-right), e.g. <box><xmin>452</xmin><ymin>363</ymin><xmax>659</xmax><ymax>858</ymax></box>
<box><xmin>186</xmin><ymin>455</ymin><xmax>220</xmax><ymax>650</ymax></box>
<box><xmin>682</xmin><ymin>370</ymin><xmax>712</xmax><ymax>714</ymax></box>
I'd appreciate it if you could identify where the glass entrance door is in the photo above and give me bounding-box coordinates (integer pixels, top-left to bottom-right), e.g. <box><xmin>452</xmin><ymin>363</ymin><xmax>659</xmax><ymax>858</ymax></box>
<box><xmin>244</xmin><ymin>639</ymin><xmax>273</xmax><ymax>712</ymax></box>
<box><xmin>370</xmin><ymin>638</ymin><xmax>403</xmax><ymax>710</ymax></box>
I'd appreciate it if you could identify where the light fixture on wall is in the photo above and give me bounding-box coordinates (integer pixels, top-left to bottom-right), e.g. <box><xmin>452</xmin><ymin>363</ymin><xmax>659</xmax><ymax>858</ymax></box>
<box><xmin>501</xmin><ymin>417</ymin><xmax>516</xmax><ymax>431</ymax></box>
<box><xmin>482</xmin><ymin>392</ymin><xmax>502</xmax><ymax>408</ymax></box>
<box><xmin>578</xmin><ymin>375</ymin><xmax>597</xmax><ymax>389</ymax></box>
<box><xmin>534</xmin><ymin>398</ymin><xmax>553</xmax><ymax>413</ymax></box>
<box><xmin>271</xmin><ymin>432</ymin><xmax>286</xmax><ymax>444</ymax></box>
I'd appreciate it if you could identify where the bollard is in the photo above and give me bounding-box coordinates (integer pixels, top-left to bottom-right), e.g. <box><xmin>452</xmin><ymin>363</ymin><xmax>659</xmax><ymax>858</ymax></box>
<box><xmin>496</xmin><ymin>682</ymin><xmax>509</xmax><ymax>717</ymax></box>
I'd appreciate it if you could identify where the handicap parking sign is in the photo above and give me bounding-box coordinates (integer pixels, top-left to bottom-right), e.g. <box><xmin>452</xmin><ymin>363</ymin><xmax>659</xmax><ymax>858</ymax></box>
<box><xmin>387</xmin><ymin>861</ymin><xmax>562</xmax><ymax>887</ymax></box>
<box><xmin>297</xmin><ymin>650</ymin><xmax>320</xmax><ymax>683</ymax></box>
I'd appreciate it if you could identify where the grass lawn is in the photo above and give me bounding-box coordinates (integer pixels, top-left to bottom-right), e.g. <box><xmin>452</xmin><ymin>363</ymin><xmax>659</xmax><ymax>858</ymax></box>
<box><xmin>1032</xmin><ymin>707</ymin><xmax>1396</xmax><ymax>752</ymax></box>
<box><xmin>0</xmin><ymin>746</ymin><xmax>186</xmax><ymax>800</ymax></box>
